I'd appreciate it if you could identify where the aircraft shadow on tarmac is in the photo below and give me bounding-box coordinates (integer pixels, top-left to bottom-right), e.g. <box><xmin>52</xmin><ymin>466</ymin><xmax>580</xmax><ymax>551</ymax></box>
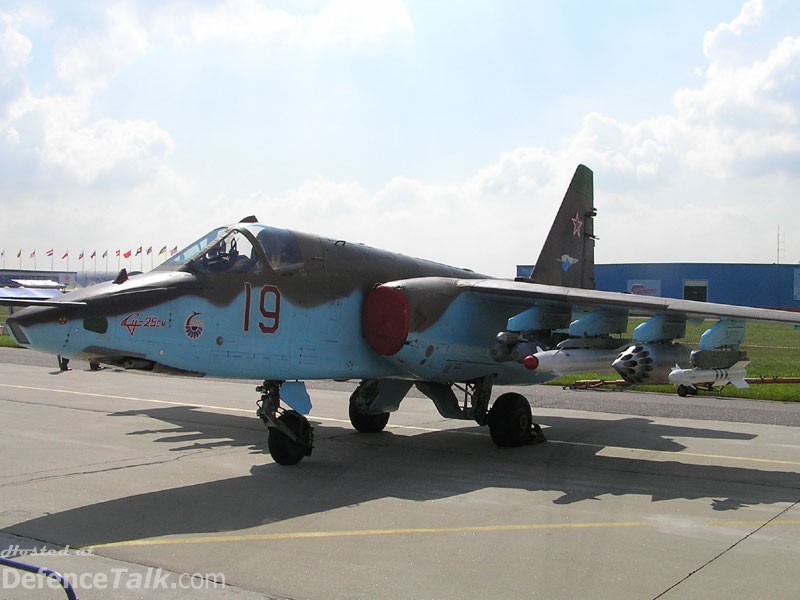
<box><xmin>5</xmin><ymin>405</ymin><xmax>799</xmax><ymax>549</ymax></box>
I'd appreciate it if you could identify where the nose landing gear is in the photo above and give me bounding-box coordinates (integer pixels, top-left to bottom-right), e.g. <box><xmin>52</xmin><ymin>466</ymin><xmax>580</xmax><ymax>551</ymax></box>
<box><xmin>256</xmin><ymin>380</ymin><xmax>314</xmax><ymax>466</ymax></box>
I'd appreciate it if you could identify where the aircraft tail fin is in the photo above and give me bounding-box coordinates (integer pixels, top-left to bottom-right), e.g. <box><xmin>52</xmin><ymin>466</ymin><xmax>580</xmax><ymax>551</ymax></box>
<box><xmin>529</xmin><ymin>164</ymin><xmax>596</xmax><ymax>290</ymax></box>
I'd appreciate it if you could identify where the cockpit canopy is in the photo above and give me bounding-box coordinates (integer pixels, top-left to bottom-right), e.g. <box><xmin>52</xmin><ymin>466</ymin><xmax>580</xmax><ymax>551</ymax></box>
<box><xmin>160</xmin><ymin>224</ymin><xmax>304</xmax><ymax>275</ymax></box>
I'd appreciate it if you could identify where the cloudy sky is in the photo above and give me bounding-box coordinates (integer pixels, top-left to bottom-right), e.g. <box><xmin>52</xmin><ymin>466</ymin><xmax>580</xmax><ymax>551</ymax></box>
<box><xmin>1</xmin><ymin>0</ymin><xmax>798</xmax><ymax>276</ymax></box>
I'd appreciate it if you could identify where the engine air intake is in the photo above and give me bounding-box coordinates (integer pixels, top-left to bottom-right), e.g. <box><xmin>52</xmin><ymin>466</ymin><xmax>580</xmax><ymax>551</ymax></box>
<box><xmin>362</xmin><ymin>285</ymin><xmax>410</xmax><ymax>356</ymax></box>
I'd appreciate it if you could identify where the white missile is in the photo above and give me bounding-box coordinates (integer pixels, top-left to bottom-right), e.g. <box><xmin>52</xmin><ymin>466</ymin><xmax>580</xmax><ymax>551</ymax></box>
<box><xmin>523</xmin><ymin>347</ymin><xmax>620</xmax><ymax>375</ymax></box>
<box><xmin>667</xmin><ymin>361</ymin><xmax>750</xmax><ymax>389</ymax></box>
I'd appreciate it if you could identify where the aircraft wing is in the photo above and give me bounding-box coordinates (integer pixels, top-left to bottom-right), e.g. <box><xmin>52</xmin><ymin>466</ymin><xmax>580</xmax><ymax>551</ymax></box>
<box><xmin>0</xmin><ymin>288</ymin><xmax>85</xmax><ymax>307</ymax></box>
<box><xmin>366</xmin><ymin>276</ymin><xmax>800</xmax><ymax>387</ymax></box>
<box><xmin>462</xmin><ymin>278</ymin><xmax>800</xmax><ymax>325</ymax></box>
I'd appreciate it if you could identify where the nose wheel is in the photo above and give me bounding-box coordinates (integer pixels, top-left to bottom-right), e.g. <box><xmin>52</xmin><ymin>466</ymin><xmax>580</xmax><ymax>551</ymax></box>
<box><xmin>257</xmin><ymin>381</ymin><xmax>314</xmax><ymax>466</ymax></box>
<box><xmin>267</xmin><ymin>410</ymin><xmax>313</xmax><ymax>465</ymax></box>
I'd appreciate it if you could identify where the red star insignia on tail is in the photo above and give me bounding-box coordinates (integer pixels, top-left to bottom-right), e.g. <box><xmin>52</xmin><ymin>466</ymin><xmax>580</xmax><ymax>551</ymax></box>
<box><xmin>572</xmin><ymin>211</ymin><xmax>583</xmax><ymax>237</ymax></box>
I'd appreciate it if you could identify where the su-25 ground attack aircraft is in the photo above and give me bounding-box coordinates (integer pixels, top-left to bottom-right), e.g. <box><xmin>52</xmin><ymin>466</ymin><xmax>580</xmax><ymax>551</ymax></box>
<box><xmin>5</xmin><ymin>164</ymin><xmax>800</xmax><ymax>465</ymax></box>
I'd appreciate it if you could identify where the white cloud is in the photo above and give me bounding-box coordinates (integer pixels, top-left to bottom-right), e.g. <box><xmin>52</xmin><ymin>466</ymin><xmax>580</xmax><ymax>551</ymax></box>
<box><xmin>703</xmin><ymin>0</ymin><xmax>764</xmax><ymax>61</ymax></box>
<box><xmin>550</xmin><ymin>12</ymin><xmax>800</xmax><ymax>184</ymax></box>
<box><xmin>0</xmin><ymin>12</ymin><xmax>31</xmax><ymax>77</ymax></box>
<box><xmin>308</xmin><ymin>0</ymin><xmax>412</xmax><ymax>45</ymax></box>
<box><xmin>40</xmin><ymin>115</ymin><xmax>174</xmax><ymax>183</ymax></box>
<box><xmin>0</xmin><ymin>6</ymin><xmax>174</xmax><ymax>186</ymax></box>
<box><xmin>0</xmin><ymin>11</ymin><xmax>32</xmax><ymax>145</ymax></box>
<box><xmin>165</xmin><ymin>0</ymin><xmax>411</xmax><ymax>46</ymax></box>
<box><xmin>55</xmin><ymin>4</ymin><xmax>149</xmax><ymax>94</ymax></box>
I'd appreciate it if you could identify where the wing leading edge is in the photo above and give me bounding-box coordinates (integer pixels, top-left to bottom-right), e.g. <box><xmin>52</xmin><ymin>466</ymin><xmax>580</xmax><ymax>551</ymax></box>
<box><xmin>463</xmin><ymin>278</ymin><xmax>800</xmax><ymax>325</ymax></box>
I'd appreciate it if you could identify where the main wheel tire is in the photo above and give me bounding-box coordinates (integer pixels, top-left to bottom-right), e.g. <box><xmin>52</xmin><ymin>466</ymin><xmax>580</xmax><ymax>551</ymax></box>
<box><xmin>487</xmin><ymin>392</ymin><xmax>532</xmax><ymax>447</ymax></box>
<box><xmin>268</xmin><ymin>411</ymin><xmax>312</xmax><ymax>466</ymax></box>
<box><xmin>348</xmin><ymin>402</ymin><xmax>390</xmax><ymax>433</ymax></box>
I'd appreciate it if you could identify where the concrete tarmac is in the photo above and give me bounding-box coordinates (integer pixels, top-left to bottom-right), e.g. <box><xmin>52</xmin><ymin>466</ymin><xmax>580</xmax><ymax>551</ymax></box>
<box><xmin>0</xmin><ymin>358</ymin><xmax>799</xmax><ymax>599</ymax></box>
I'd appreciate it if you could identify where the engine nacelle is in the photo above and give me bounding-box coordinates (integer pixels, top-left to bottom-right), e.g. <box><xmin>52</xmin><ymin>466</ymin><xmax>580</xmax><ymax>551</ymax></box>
<box><xmin>612</xmin><ymin>343</ymin><xmax>692</xmax><ymax>384</ymax></box>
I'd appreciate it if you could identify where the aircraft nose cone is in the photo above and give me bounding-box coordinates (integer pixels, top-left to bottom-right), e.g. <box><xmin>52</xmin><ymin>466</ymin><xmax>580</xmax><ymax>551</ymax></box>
<box><xmin>4</xmin><ymin>313</ymin><xmax>31</xmax><ymax>345</ymax></box>
<box><xmin>5</xmin><ymin>305</ymin><xmax>71</xmax><ymax>353</ymax></box>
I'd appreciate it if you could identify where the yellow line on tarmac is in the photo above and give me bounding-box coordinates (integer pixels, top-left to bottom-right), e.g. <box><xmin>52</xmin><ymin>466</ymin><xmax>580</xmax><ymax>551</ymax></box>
<box><xmin>90</xmin><ymin>521</ymin><xmax>649</xmax><ymax>549</ymax></box>
<box><xmin>714</xmin><ymin>519</ymin><xmax>800</xmax><ymax>527</ymax></box>
<box><xmin>85</xmin><ymin>518</ymin><xmax>800</xmax><ymax>550</ymax></box>
<box><xmin>548</xmin><ymin>440</ymin><xmax>800</xmax><ymax>467</ymax></box>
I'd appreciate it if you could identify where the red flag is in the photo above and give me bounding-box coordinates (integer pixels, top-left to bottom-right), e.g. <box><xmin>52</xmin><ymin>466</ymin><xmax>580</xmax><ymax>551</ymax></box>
<box><xmin>123</xmin><ymin>250</ymin><xmax>132</xmax><ymax>259</ymax></box>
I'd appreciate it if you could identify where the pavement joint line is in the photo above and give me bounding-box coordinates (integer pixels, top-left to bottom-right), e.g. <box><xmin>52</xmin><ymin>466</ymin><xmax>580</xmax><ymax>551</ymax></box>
<box><xmin>2</xmin><ymin>382</ymin><xmax>798</xmax><ymax>466</ymax></box>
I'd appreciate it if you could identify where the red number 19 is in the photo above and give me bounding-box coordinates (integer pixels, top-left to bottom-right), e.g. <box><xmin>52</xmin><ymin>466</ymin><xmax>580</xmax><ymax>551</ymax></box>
<box><xmin>243</xmin><ymin>283</ymin><xmax>281</xmax><ymax>333</ymax></box>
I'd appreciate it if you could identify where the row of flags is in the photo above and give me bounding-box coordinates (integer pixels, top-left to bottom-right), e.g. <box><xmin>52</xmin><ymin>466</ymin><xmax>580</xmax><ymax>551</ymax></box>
<box><xmin>2</xmin><ymin>246</ymin><xmax>179</xmax><ymax>260</ymax></box>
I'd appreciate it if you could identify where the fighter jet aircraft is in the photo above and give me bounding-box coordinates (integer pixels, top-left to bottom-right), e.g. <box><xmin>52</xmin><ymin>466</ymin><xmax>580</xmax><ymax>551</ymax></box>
<box><xmin>5</xmin><ymin>165</ymin><xmax>800</xmax><ymax>465</ymax></box>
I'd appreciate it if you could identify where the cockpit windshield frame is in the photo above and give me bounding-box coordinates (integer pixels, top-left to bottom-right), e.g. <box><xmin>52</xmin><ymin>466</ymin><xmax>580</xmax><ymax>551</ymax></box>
<box><xmin>160</xmin><ymin>227</ymin><xmax>228</xmax><ymax>270</ymax></box>
<box><xmin>157</xmin><ymin>224</ymin><xmax>305</xmax><ymax>276</ymax></box>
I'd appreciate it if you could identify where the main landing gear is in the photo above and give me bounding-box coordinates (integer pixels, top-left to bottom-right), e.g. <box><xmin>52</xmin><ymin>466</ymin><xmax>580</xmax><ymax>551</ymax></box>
<box><xmin>416</xmin><ymin>376</ymin><xmax>547</xmax><ymax>447</ymax></box>
<box><xmin>256</xmin><ymin>381</ymin><xmax>313</xmax><ymax>466</ymax></box>
<box><xmin>348</xmin><ymin>380</ymin><xmax>391</xmax><ymax>433</ymax></box>
<box><xmin>487</xmin><ymin>392</ymin><xmax>546</xmax><ymax>447</ymax></box>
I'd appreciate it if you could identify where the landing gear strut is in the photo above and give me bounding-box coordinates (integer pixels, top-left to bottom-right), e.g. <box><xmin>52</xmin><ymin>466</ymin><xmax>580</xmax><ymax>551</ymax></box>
<box><xmin>256</xmin><ymin>380</ymin><xmax>313</xmax><ymax>465</ymax></box>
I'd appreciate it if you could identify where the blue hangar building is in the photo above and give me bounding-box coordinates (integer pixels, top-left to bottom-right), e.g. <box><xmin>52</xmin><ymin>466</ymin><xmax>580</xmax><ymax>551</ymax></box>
<box><xmin>516</xmin><ymin>263</ymin><xmax>800</xmax><ymax>312</ymax></box>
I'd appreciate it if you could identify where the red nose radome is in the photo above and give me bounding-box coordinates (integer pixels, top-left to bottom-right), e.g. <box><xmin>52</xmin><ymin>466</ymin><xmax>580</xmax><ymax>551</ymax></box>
<box><xmin>362</xmin><ymin>285</ymin><xmax>410</xmax><ymax>356</ymax></box>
